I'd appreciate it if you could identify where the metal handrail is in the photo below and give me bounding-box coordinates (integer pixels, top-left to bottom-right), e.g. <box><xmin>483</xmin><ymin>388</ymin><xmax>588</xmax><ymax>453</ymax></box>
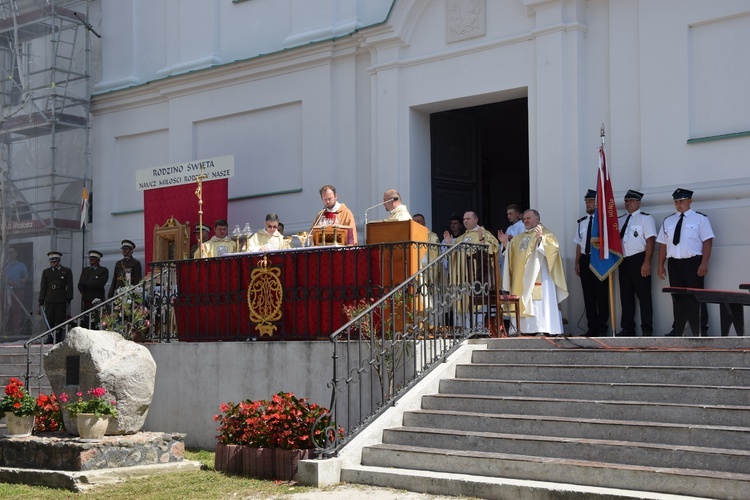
<box><xmin>22</xmin><ymin>274</ymin><xmax>161</xmax><ymax>393</ymax></box>
<box><xmin>316</xmin><ymin>241</ymin><xmax>498</xmax><ymax>456</ymax></box>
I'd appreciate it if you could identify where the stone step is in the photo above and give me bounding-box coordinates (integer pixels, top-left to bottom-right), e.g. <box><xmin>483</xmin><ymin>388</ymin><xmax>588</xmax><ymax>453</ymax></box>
<box><xmin>355</xmin><ymin>444</ymin><xmax>750</xmax><ymax>499</ymax></box>
<box><xmin>402</xmin><ymin>409</ymin><xmax>750</xmax><ymax>450</ymax></box>
<box><xmin>421</xmin><ymin>394</ymin><xmax>750</xmax><ymax>428</ymax></box>
<box><xmin>438</xmin><ymin>378</ymin><xmax>750</xmax><ymax>406</ymax></box>
<box><xmin>381</xmin><ymin>427</ymin><xmax>750</xmax><ymax>474</ymax></box>
<box><xmin>473</xmin><ymin>348</ymin><xmax>750</xmax><ymax>366</ymax></box>
<box><xmin>455</xmin><ymin>363</ymin><xmax>750</xmax><ymax>386</ymax></box>
<box><xmin>485</xmin><ymin>337</ymin><xmax>750</xmax><ymax>351</ymax></box>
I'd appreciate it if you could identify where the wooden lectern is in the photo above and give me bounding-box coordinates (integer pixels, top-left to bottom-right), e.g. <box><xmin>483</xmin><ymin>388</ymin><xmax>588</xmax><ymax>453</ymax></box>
<box><xmin>366</xmin><ymin>220</ymin><xmax>428</xmax><ymax>287</ymax></box>
<box><xmin>310</xmin><ymin>225</ymin><xmax>351</xmax><ymax>246</ymax></box>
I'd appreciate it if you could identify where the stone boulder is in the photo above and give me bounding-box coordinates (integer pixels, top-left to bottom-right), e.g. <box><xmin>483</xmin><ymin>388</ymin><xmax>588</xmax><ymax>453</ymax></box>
<box><xmin>44</xmin><ymin>327</ymin><xmax>157</xmax><ymax>435</ymax></box>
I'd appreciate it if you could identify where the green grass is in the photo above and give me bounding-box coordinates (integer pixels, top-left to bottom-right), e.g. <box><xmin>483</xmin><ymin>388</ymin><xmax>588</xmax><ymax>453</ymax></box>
<box><xmin>0</xmin><ymin>449</ymin><xmax>316</xmax><ymax>499</ymax></box>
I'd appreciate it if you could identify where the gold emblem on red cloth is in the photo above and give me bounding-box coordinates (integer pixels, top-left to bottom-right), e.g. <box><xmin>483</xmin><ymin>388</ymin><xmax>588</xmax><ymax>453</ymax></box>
<box><xmin>247</xmin><ymin>256</ymin><xmax>283</xmax><ymax>336</ymax></box>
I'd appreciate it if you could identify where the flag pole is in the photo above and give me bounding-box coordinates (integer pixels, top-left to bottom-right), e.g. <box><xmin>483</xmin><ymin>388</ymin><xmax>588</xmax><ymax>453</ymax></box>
<box><xmin>80</xmin><ymin>181</ymin><xmax>88</xmax><ymax>271</ymax></box>
<box><xmin>601</xmin><ymin>124</ymin><xmax>618</xmax><ymax>336</ymax></box>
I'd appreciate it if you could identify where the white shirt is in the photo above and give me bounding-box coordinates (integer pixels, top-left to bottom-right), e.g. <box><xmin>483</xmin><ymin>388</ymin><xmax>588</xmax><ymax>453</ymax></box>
<box><xmin>619</xmin><ymin>209</ymin><xmax>657</xmax><ymax>257</ymax></box>
<box><xmin>656</xmin><ymin>209</ymin><xmax>714</xmax><ymax>259</ymax></box>
<box><xmin>573</xmin><ymin>215</ymin><xmax>593</xmax><ymax>253</ymax></box>
<box><xmin>506</xmin><ymin>220</ymin><xmax>525</xmax><ymax>238</ymax></box>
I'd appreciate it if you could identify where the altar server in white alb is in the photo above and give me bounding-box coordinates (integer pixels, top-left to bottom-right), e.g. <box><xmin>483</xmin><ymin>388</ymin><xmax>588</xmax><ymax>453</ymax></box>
<box><xmin>657</xmin><ymin>188</ymin><xmax>714</xmax><ymax>336</ymax></box>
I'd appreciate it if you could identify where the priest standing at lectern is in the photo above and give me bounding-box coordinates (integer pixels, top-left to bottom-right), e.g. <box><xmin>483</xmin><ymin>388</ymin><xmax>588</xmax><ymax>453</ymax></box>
<box><xmin>311</xmin><ymin>184</ymin><xmax>358</xmax><ymax>244</ymax></box>
<box><xmin>382</xmin><ymin>189</ymin><xmax>411</xmax><ymax>221</ymax></box>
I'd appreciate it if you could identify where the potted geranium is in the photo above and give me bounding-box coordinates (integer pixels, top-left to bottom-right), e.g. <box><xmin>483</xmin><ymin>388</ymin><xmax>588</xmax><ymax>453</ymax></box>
<box><xmin>35</xmin><ymin>393</ymin><xmax>64</xmax><ymax>433</ymax></box>
<box><xmin>214</xmin><ymin>391</ymin><xmax>341</xmax><ymax>480</ymax></box>
<box><xmin>1</xmin><ymin>378</ymin><xmax>37</xmax><ymax>437</ymax></box>
<box><xmin>59</xmin><ymin>387</ymin><xmax>118</xmax><ymax>441</ymax></box>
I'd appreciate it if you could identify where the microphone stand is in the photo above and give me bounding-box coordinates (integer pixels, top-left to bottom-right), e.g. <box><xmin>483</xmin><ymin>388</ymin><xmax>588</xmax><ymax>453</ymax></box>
<box><xmin>363</xmin><ymin>198</ymin><xmax>396</xmax><ymax>226</ymax></box>
<box><xmin>305</xmin><ymin>209</ymin><xmax>326</xmax><ymax>246</ymax></box>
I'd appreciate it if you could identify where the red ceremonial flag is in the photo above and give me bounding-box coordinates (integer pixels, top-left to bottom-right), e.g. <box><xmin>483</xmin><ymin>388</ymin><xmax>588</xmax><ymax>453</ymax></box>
<box><xmin>589</xmin><ymin>145</ymin><xmax>623</xmax><ymax>280</ymax></box>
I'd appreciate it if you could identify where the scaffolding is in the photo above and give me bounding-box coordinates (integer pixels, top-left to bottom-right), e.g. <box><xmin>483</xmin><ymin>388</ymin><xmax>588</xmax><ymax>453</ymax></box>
<box><xmin>0</xmin><ymin>0</ymin><xmax>93</xmax><ymax>339</ymax></box>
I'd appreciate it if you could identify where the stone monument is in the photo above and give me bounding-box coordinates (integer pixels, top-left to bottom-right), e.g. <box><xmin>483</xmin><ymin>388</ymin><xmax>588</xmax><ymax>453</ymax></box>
<box><xmin>44</xmin><ymin>327</ymin><xmax>157</xmax><ymax>435</ymax></box>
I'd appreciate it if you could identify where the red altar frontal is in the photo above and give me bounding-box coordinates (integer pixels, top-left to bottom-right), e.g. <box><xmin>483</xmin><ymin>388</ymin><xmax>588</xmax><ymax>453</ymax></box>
<box><xmin>172</xmin><ymin>246</ymin><xmax>381</xmax><ymax>341</ymax></box>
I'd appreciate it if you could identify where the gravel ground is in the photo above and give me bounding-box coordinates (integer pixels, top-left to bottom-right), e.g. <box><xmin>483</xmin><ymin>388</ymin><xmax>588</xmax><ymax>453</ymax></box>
<box><xmin>282</xmin><ymin>483</ymin><xmax>466</xmax><ymax>499</ymax></box>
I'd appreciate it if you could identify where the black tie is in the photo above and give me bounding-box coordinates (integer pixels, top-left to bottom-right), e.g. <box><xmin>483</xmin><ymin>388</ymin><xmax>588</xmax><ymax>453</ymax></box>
<box><xmin>584</xmin><ymin>216</ymin><xmax>593</xmax><ymax>255</ymax></box>
<box><xmin>672</xmin><ymin>214</ymin><xmax>684</xmax><ymax>245</ymax></box>
<box><xmin>619</xmin><ymin>214</ymin><xmax>631</xmax><ymax>239</ymax></box>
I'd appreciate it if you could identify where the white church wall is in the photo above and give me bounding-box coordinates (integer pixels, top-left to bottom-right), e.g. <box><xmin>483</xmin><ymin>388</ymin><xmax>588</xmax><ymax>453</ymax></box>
<box><xmin>90</xmin><ymin>0</ymin><xmax>750</xmax><ymax>338</ymax></box>
<box><xmin>95</xmin><ymin>0</ymin><xmax>393</xmax><ymax>93</ymax></box>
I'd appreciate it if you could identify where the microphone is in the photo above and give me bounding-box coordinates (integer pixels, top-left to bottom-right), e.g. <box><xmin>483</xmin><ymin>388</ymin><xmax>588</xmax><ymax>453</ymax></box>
<box><xmin>305</xmin><ymin>209</ymin><xmax>326</xmax><ymax>246</ymax></box>
<box><xmin>364</xmin><ymin>198</ymin><xmax>398</xmax><ymax>226</ymax></box>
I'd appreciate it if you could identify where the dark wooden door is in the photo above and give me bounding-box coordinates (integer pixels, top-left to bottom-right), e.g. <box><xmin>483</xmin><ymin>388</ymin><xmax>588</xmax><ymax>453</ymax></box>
<box><xmin>430</xmin><ymin>112</ymin><xmax>481</xmax><ymax>236</ymax></box>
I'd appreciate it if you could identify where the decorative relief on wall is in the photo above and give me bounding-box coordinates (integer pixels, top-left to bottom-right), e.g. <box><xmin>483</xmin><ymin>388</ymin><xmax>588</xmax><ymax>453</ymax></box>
<box><xmin>446</xmin><ymin>0</ymin><xmax>485</xmax><ymax>43</ymax></box>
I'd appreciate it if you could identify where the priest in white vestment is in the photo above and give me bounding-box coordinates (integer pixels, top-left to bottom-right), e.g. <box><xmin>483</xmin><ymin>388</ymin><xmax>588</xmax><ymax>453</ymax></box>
<box><xmin>499</xmin><ymin>209</ymin><xmax>568</xmax><ymax>335</ymax></box>
<box><xmin>382</xmin><ymin>189</ymin><xmax>412</xmax><ymax>221</ymax></box>
<box><xmin>244</xmin><ymin>213</ymin><xmax>289</xmax><ymax>251</ymax></box>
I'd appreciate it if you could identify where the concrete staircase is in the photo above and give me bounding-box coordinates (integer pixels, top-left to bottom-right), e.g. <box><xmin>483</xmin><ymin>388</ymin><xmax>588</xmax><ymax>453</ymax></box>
<box><xmin>343</xmin><ymin>337</ymin><xmax>750</xmax><ymax>499</ymax></box>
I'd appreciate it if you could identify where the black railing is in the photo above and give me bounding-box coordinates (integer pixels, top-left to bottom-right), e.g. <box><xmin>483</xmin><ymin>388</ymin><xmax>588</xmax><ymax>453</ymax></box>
<box><xmin>147</xmin><ymin>243</ymin><xmax>466</xmax><ymax>342</ymax></box>
<box><xmin>23</xmin><ymin>279</ymin><xmax>153</xmax><ymax>394</ymax></box>
<box><xmin>316</xmin><ymin>241</ymin><xmax>498</xmax><ymax>456</ymax></box>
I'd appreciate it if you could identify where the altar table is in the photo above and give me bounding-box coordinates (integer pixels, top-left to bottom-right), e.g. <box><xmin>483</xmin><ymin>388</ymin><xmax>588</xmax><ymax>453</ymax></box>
<box><xmin>173</xmin><ymin>246</ymin><xmax>381</xmax><ymax>341</ymax></box>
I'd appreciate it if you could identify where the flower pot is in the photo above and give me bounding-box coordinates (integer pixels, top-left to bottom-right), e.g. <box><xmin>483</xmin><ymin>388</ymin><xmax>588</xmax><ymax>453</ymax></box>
<box><xmin>214</xmin><ymin>443</ymin><xmax>245</xmax><ymax>474</ymax></box>
<box><xmin>76</xmin><ymin>413</ymin><xmax>111</xmax><ymax>441</ymax></box>
<box><xmin>243</xmin><ymin>447</ymin><xmax>274</xmax><ymax>479</ymax></box>
<box><xmin>4</xmin><ymin>412</ymin><xmax>35</xmax><ymax>437</ymax></box>
<box><xmin>273</xmin><ymin>448</ymin><xmax>315</xmax><ymax>481</ymax></box>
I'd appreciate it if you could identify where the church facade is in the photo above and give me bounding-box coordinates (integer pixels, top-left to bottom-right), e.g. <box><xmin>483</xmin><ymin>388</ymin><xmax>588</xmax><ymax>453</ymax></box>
<box><xmin>90</xmin><ymin>0</ymin><xmax>750</xmax><ymax>335</ymax></box>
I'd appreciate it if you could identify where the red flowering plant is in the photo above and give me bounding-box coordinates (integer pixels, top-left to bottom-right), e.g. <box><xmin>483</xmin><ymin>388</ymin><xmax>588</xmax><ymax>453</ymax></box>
<box><xmin>35</xmin><ymin>393</ymin><xmax>64</xmax><ymax>432</ymax></box>
<box><xmin>214</xmin><ymin>391</ymin><xmax>343</xmax><ymax>450</ymax></box>
<box><xmin>1</xmin><ymin>377</ymin><xmax>37</xmax><ymax>417</ymax></box>
<box><xmin>59</xmin><ymin>387</ymin><xmax>119</xmax><ymax>418</ymax></box>
<box><xmin>214</xmin><ymin>399</ymin><xmax>271</xmax><ymax>447</ymax></box>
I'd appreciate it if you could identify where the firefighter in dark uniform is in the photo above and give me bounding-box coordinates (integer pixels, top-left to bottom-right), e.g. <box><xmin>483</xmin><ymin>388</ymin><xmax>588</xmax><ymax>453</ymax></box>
<box><xmin>38</xmin><ymin>251</ymin><xmax>74</xmax><ymax>341</ymax></box>
<box><xmin>616</xmin><ymin>190</ymin><xmax>656</xmax><ymax>337</ymax></box>
<box><xmin>78</xmin><ymin>250</ymin><xmax>109</xmax><ymax>312</ymax></box>
<box><xmin>657</xmin><ymin>188</ymin><xmax>714</xmax><ymax>336</ymax></box>
<box><xmin>574</xmin><ymin>189</ymin><xmax>610</xmax><ymax>336</ymax></box>
<box><xmin>108</xmin><ymin>240</ymin><xmax>143</xmax><ymax>298</ymax></box>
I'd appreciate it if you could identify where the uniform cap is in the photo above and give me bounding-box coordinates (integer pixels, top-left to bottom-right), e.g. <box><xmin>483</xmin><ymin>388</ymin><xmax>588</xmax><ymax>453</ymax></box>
<box><xmin>88</xmin><ymin>250</ymin><xmax>103</xmax><ymax>259</ymax></box>
<box><xmin>672</xmin><ymin>188</ymin><xmax>693</xmax><ymax>201</ymax></box>
<box><xmin>584</xmin><ymin>189</ymin><xmax>597</xmax><ymax>199</ymax></box>
<box><xmin>121</xmin><ymin>239</ymin><xmax>136</xmax><ymax>250</ymax></box>
<box><xmin>624</xmin><ymin>189</ymin><xmax>644</xmax><ymax>201</ymax></box>
<box><xmin>194</xmin><ymin>223</ymin><xmax>211</xmax><ymax>233</ymax></box>
<box><xmin>47</xmin><ymin>251</ymin><xmax>63</xmax><ymax>261</ymax></box>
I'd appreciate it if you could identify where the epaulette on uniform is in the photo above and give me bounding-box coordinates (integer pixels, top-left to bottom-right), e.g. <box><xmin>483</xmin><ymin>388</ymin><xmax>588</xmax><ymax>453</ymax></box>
<box><xmin>577</xmin><ymin>216</ymin><xmax>588</xmax><ymax>223</ymax></box>
<box><xmin>696</xmin><ymin>211</ymin><xmax>709</xmax><ymax>217</ymax></box>
<box><xmin>641</xmin><ymin>211</ymin><xmax>650</xmax><ymax>216</ymax></box>
<box><xmin>664</xmin><ymin>212</ymin><xmax>677</xmax><ymax>219</ymax></box>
